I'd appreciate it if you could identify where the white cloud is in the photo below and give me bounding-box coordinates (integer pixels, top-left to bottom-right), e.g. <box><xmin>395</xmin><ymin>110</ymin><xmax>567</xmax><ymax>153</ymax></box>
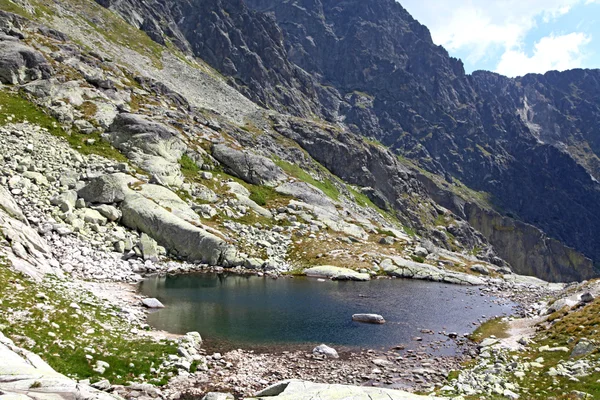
<box><xmin>495</xmin><ymin>32</ymin><xmax>591</xmax><ymax>76</ymax></box>
<box><xmin>400</xmin><ymin>0</ymin><xmax>595</xmax><ymax>74</ymax></box>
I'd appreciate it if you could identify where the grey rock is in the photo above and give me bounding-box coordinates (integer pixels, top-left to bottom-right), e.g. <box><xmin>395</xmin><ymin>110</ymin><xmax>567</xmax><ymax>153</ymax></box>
<box><xmin>93</xmin><ymin>204</ymin><xmax>122</xmax><ymax>221</ymax></box>
<box><xmin>0</xmin><ymin>185</ymin><xmax>25</xmax><ymax>221</ymax></box>
<box><xmin>212</xmin><ymin>144</ymin><xmax>286</xmax><ymax>187</ymax></box>
<box><xmin>352</xmin><ymin>314</ymin><xmax>386</xmax><ymax>324</ymax></box>
<box><xmin>78</xmin><ymin>173</ymin><xmax>137</xmax><ymax>204</ymax></box>
<box><xmin>275</xmin><ymin>181</ymin><xmax>335</xmax><ymax>210</ymax></box>
<box><xmin>580</xmin><ymin>292</ymin><xmax>594</xmax><ymax>303</ymax></box>
<box><xmin>138</xmin><ymin>183</ymin><xmax>200</xmax><ymax>224</ymax></box>
<box><xmin>312</xmin><ymin>344</ymin><xmax>338</xmax><ymax>359</ymax></box>
<box><xmin>0</xmin><ymin>41</ymin><xmax>52</xmax><ymax>84</ymax></box>
<box><xmin>570</xmin><ymin>339</ymin><xmax>597</xmax><ymax>358</ymax></box>
<box><xmin>386</xmin><ymin>257</ymin><xmax>485</xmax><ymax>285</ymax></box>
<box><xmin>244</xmin><ymin>257</ymin><xmax>265</xmax><ymax>269</ymax></box>
<box><xmin>50</xmin><ymin>190</ymin><xmax>78</xmax><ymax>213</ymax></box>
<box><xmin>81</xmin><ymin>208</ymin><xmax>107</xmax><ymax>225</ymax></box>
<box><xmin>0</xmin><ymin>331</ymin><xmax>116</xmax><ymax>400</ymax></box>
<box><xmin>470</xmin><ymin>264</ymin><xmax>490</xmax><ymax>275</ymax></box>
<box><xmin>379</xmin><ymin>236</ymin><xmax>394</xmax><ymax>245</ymax></box>
<box><xmin>139</xmin><ymin>233</ymin><xmax>159</xmax><ymax>261</ymax></box>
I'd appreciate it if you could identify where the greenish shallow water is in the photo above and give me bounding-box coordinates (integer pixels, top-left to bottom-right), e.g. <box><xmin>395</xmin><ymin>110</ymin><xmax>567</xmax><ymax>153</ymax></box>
<box><xmin>139</xmin><ymin>273</ymin><xmax>514</xmax><ymax>352</ymax></box>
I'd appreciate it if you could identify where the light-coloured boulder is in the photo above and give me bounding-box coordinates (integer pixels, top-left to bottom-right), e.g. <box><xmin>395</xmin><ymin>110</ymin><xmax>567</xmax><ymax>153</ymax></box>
<box><xmin>50</xmin><ymin>190</ymin><xmax>78</xmax><ymax>213</ymax></box>
<box><xmin>247</xmin><ymin>380</ymin><xmax>446</xmax><ymax>399</ymax></box>
<box><xmin>138</xmin><ymin>183</ymin><xmax>200</xmax><ymax>224</ymax></box>
<box><xmin>142</xmin><ymin>298</ymin><xmax>164</xmax><ymax>308</ymax></box>
<box><xmin>304</xmin><ymin>265</ymin><xmax>370</xmax><ymax>281</ymax></box>
<box><xmin>225</xmin><ymin>182</ymin><xmax>250</xmax><ymax>197</ymax></box>
<box><xmin>106</xmin><ymin>113</ymin><xmax>187</xmax><ymax>187</ymax></box>
<box><xmin>233</xmin><ymin>194</ymin><xmax>272</xmax><ymax>218</ymax></box>
<box><xmin>0</xmin><ymin>186</ymin><xmax>25</xmax><ymax>222</ymax></box>
<box><xmin>352</xmin><ymin>314</ymin><xmax>386</xmax><ymax>324</ymax></box>
<box><xmin>120</xmin><ymin>193</ymin><xmax>233</xmax><ymax>265</ymax></box>
<box><xmin>93</xmin><ymin>204</ymin><xmax>122</xmax><ymax>221</ymax></box>
<box><xmin>81</xmin><ymin>208</ymin><xmax>107</xmax><ymax>225</ymax></box>
<box><xmin>312</xmin><ymin>344</ymin><xmax>339</xmax><ymax>359</ymax></box>
<box><xmin>139</xmin><ymin>233</ymin><xmax>158</xmax><ymax>261</ymax></box>
<box><xmin>203</xmin><ymin>394</ymin><xmax>234</xmax><ymax>400</ymax></box>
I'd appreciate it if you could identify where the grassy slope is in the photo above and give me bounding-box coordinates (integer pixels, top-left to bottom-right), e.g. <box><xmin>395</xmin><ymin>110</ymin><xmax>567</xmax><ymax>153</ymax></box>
<box><xmin>0</xmin><ymin>259</ymin><xmax>179</xmax><ymax>385</ymax></box>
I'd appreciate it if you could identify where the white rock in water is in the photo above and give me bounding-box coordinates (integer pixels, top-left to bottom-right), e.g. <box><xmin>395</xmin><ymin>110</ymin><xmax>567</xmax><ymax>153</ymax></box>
<box><xmin>352</xmin><ymin>313</ymin><xmax>386</xmax><ymax>324</ymax></box>
<box><xmin>312</xmin><ymin>344</ymin><xmax>339</xmax><ymax>359</ymax></box>
<box><xmin>142</xmin><ymin>298</ymin><xmax>165</xmax><ymax>308</ymax></box>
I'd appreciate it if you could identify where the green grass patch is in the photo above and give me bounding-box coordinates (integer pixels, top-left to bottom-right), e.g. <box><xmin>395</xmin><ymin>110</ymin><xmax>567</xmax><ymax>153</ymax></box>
<box><xmin>0</xmin><ymin>258</ymin><xmax>178</xmax><ymax>385</ymax></box>
<box><xmin>179</xmin><ymin>154</ymin><xmax>200</xmax><ymax>178</ymax></box>
<box><xmin>248</xmin><ymin>186</ymin><xmax>282</xmax><ymax>207</ymax></box>
<box><xmin>274</xmin><ymin>158</ymin><xmax>340</xmax><ymax>201</ymax></box>
<box><xmin>410</xmin><ymin>255</ymin><xmax>425</xmax><ymax>263</ymax></box>
<box><xmin>469</xmin><ymin>317</ymin><xmax>510</xmax><ymax>342</ymax></box>
<box><xmin>0</xmin><ymin>90</ymin><xmax>128</xmax><ymax>162</ymax></box>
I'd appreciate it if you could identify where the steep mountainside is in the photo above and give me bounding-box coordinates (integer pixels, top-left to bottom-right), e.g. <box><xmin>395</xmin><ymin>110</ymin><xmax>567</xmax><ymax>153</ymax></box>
<box><xmin>92</xmin><ymin>0</ymin><xmax>600</xmax><ymax>275</ymax></box>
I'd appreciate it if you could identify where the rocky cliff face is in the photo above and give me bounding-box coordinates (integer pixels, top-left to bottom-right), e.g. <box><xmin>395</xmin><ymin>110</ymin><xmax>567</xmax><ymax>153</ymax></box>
<box><xmin>95</xmin><ymin>0</ymin><xmax>600</xmax><ymax>275</ymax></box>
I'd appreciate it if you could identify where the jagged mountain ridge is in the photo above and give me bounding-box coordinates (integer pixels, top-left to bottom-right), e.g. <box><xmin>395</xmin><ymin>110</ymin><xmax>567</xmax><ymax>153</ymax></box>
<box><xmin>93</xmin><ymin>0</ymin><xmax>600</xmax><ymax>273</ymax></box>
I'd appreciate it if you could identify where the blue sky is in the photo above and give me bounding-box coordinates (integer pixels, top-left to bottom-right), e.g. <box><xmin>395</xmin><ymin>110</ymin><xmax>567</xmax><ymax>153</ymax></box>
<box><xmin>400</xmin><ymin>0</ymin><xmax>600</xmax><ymax>77</ymax></box>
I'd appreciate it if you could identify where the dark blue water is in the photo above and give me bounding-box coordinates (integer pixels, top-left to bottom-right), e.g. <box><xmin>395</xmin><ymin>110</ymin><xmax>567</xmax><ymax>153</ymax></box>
<box><xmin>139</xmin><ymin>273</ymin><xmax>514</xmax><ymax>351</ymax></box>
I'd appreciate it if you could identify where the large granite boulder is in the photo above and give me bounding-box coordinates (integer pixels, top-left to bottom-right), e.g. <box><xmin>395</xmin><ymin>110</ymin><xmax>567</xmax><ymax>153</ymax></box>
<box><xmin>212</xmin><ymin>144</ymin><xmax>287</xmax><ymax>187</ymax></box>
<box><xmin>78</xmin><ymin>173</ymin><xmax>138</xmax><ymax>204</ymax></box>
<box><xmin>0</xmin><ymin>40</ymin><xmax>52</xmax><ymax>84</ymax></box>
<box><xmin>106</xmin><ymin>113</ymin><xmax>187</xmax><ymax>187</ymax></box>
<box><xmin>120</xmin><ymin>192</ymin><xmax>234</xmax><ymax>265</ymax></box>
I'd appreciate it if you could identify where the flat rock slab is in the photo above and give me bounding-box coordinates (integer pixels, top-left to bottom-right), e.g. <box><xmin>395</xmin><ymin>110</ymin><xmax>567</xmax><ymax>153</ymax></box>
<box><xmin>352</xmin><ymin>313</ymin><xmax>386</xmax><ymax>324</ymax></box>
<box><xmin>304</xmin><ymin>266</ymin><xmax>370</xmax><ymax>281</ymax></box>
<box><xmin>247</xmin><ymin>380</ymin><xmax>445</xmax><ymax>399</ymax></box>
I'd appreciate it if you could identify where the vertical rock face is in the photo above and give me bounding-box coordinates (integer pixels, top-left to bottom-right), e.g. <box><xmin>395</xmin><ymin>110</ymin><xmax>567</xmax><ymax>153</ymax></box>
<box><xmin>93</xmin><ymin>0</ymin><xmax>600</xmax><ymax>277</ymax></box>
